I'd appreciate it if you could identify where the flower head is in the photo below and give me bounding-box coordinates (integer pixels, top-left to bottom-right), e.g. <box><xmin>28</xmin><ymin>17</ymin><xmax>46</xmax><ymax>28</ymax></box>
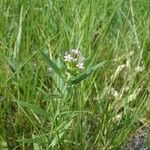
<box><xmin>64</xmin><ymin>48</ymin><xmax>85</xmax><ymax>71</ymax></box>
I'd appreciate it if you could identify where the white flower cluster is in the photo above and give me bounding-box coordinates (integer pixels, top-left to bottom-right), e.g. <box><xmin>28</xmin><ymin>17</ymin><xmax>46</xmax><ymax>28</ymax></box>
<box><xmin>64</xmin><ymin>49</ymin><xmax>85</xmax><ymax>69</ymax></box>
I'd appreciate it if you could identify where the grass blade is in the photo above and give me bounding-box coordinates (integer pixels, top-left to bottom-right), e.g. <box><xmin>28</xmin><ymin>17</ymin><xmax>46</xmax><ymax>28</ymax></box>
<box><xmin>13</xmin><ymin>6</ymin><xmax>23</xmax><ymax>59</ymax></box>
<box><xmin>49</xmin><ymin>120</ymin><xmax>73</xmax><ymax>148</ymax></box>
<box><xmin>37</xmin><ymin>87</ymin><xmax>62</xmax><ymax>101</ymax></box>
<box><xmin>13</xmin><ymin>99</ymin><xmax>50</xmax><ymax>119</ymax></box>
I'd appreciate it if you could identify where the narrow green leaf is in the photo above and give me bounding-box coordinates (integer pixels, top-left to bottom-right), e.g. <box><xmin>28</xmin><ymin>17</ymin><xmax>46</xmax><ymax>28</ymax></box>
<box><xmin>43</xmin><ymin>94</ymin><xmax>62</xmax><ymax>101</ymax></box>
<box><xmin>13</xmin><ymin>6</ymin><xmax>23</xmax><ymax>59</ymax></box>
<box><xmin>39</xmin><ymin>50</ymin><xmax>63</xmax><ymax>78</ymax></box>
<box><xmin>49</xmin><ymin>120</ymin><xmax>73</xmax><ymax>148</ymax></box>
<box><xmin>37</xmin><ymin>87</ymin><xmax>62</xmax><ymax>101</ymax></box>
<box><xmin>8</xmin><ymin>58</ymin><xmax>16</xmax><ymax>72</ymax></box>
<box><xmin>67</xmin><ymin>60</ymin><xmax>106</xmax><ymax>85</ymax></box>
<box><xmin>33</xmin><ymin>143</ymin><xmax>40</xmax><ymax>150</ymax></box>
<box><xmin>13</xmin><ymin>99</ymin><xmax>50</xmax><ymax>119</ymax></box>
<box><xmin>17</xmin><ymin>136</ymin><xmax>46</xmax><ymax>144</ymax></box>
<box><xmin>55</xmin><ymin>57</ymin><xmax>65</xmax><ymax>91</ymax></box>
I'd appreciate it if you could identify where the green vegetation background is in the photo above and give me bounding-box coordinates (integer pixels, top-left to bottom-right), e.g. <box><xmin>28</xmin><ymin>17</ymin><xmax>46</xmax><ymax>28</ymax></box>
<box><xmin>0</xmin><ymin>0</ymin><xmax>150</xmax><ymax>149</ymax></box>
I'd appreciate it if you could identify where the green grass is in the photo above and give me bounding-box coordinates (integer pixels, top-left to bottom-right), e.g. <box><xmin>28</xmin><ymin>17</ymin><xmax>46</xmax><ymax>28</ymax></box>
<box><xmin>0</xmin><ymin>0</ymin><xmax>150</xmax><ymax>149</ymax></box>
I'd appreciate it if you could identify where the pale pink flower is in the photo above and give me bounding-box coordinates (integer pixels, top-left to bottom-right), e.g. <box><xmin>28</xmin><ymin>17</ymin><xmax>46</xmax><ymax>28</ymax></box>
<box><xmin>76</xmin><ymin>62</ymin><xmax>84</xmax><ymax>69</ymax></box>
<box><xmin>64</xmin><ymin>54</ymin><xmax>73</xmax><ymax>62</ymax></box>
<box><xmin>71</xmin><ymin>49</ymin><xmax>81</xmax><ymax>55</ymax></box>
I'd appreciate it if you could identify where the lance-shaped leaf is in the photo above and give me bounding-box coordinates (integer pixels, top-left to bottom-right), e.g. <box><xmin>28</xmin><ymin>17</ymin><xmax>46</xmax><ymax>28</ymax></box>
<box><xmin>40</xmin><ymin>50</ymin><xmax>63</xmax><ymax>78</ymax></box>
<box><xmin>13</xmin><ymin>99</ymin><xmax>50</xmax><ymax>119</ymax></box>
<box><xmin>67</xmin><ymin>60</ymin><xmax>106</xmax><ymax>85</ymax></box>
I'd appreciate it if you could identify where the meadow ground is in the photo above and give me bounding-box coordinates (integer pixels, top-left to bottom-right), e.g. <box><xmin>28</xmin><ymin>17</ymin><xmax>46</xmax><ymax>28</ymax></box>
<box><xmin>0</xmin><ymin>0</ymin><xmax>150</xmax><ymax>149</ymax></box>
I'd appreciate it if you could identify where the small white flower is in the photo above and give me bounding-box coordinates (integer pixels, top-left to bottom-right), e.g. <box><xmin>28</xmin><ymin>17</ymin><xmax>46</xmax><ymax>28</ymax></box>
<box><xmin>64</xmin><ymin>54</ymin><xmax>73</xmax><ymax>62</ymax></box>
<box><xmin>76</xmin><ymin>62</ymin><xmax>84</xmax><ymax>69</ymax></box>
<box><xmin>71</xmin><ymin>49</ymin><xmax>81</xmax><ymax>55</ymax></box>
